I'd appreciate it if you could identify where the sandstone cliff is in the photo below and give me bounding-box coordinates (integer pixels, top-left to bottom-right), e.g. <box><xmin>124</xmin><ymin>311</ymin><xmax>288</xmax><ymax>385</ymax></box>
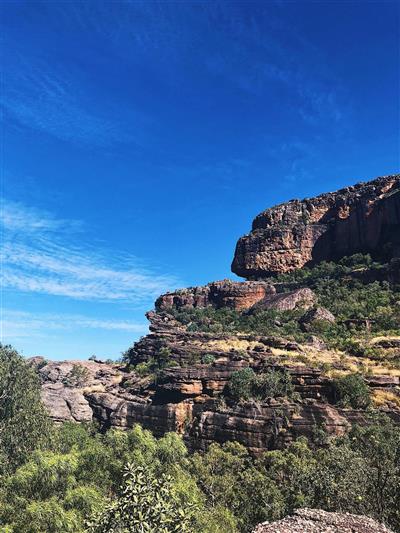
<box><xmin>33</xmin><ymin>174</ymin><xmax>400</xmax><ymax>454</ymax></box>
<box><xmin>232</xmin><ymin>175</ymin><xmax>400</xmax><ymax>278</ymax></box>
<box><xmin>156</xmin><ymin>279</ymin><xmax>316</xmax><ymax>313</ymax></box>
<box><xmin>31</xmin><ymin>307</ymin><xmax>400</xmax><ymax>454</ymax></box>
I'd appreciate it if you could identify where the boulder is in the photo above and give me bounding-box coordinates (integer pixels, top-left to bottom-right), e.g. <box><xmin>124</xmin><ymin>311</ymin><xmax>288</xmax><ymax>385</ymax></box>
<box><xmin>300</xmin><ymin>307</ymin><xmax>336</xmax><ymax>331</ymax></box>
<box><xmin>252</xmin><ymin>508</ymin><xmax>394</xmax><ymax>533</ymax></box>
<box><xmin>252</xmin><ymin>288</ymin><xmax>316</xmax><ymax>312</ymax></box>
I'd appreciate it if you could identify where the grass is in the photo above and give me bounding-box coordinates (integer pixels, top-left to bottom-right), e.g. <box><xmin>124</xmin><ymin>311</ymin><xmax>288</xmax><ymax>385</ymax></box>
<box><xmin>372</xmin><ymin>390</ymin><xmax>400</xmax><ymax>408</ymax></box>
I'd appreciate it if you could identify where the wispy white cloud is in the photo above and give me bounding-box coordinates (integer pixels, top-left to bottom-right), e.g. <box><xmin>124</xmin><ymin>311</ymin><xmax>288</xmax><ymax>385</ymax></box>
<box><xmin>1</xmin><ymin>198</ymin><xmax>180</xmax><ymax>303</ymax></box>
<box><xmin>3</xmin><ymin>309</ymin><xmax>147</xmax><ymax>340</ymax></box>
<box><xmin>1</xmin><ymin>199</ymin><xmax>81</xmax><ymax>234</ymax></box>
<box><xmin>3</xmin><ymin>53</ymin><xmax>146</xmax><ymax>147</ymax></box>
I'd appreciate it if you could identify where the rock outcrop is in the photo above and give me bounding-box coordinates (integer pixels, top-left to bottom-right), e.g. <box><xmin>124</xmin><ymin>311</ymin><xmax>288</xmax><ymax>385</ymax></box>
<box><xmin>232</xmin><ymin>175</ymin><xmax>400</xmax><ymax>278</ymax></box>
<box><xmin>252</xmin><ymin>508</ymin><xmax>394</xmax><ymax>533</ymax></box>
<box><xmin>31</xmin><ymin>317</ymin><xmax>400</xmax><ymax>455</ymax></box>
<box><xmin>156</xmin><ymin>280</ymin><xmax>316</xmax><ymax>313</ymax></box>
<box><xmin>300</xmin><ymin>307</ymin><xmax>336</xmax><ymax>332</ymax></box>
<box><xmin>156</xmin><ymin>280</ymin><xmax>276</xmax><ymax>311</ymax></box>
<box><xmin>31</xmin><ymin>174</ymin><xmax>400</xmax><ymax>455</ymax></box>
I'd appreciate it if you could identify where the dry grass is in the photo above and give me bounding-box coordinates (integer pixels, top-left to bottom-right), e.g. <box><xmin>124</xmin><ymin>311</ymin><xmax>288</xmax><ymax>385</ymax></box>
<box><xmin>82</xmin><ymin>384</ymin><xmax>106</xmax><ymax>394</ymax></box>
<box><xmin>370</xmin><ymin>335</ymin><xmax>400</xmax><ymax>345</ymax></box>
<box><xmin>201</xmin><ymin>338</ymin><xmax>263</xmax><ymax>352</ymax></box>
<box><xmin>187</xmin><ymin>333</ymin><xmax>400</xmax><ymax>378</ymax></box>
<box><xmin>372</xmin><ymin>389</ymin><xmax>400</xmax><ymax>408</ymax></box>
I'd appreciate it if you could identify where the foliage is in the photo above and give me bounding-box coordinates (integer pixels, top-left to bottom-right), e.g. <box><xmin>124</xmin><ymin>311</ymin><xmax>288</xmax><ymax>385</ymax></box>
<box><xmin>1</xmin><ymin>329</ymin><xmax>400</xmax><ymax>532</ymax></box>
<box><xmin>190</xmin><ymin>441</ymin><xmax>283</xmax><ymax>532</ymax></box>
<box><xmin>133</xmin><ymin>360</ymin><xmax>156</xmax><ymax>378</ymax></box>
<box><xmin>0</xmin><ymin>408</ymin><xmax>399</xmax><ymax>532</ymax></box>
<box><xmin>0</xmin><ymin>344</ymin><xmax>52</xmax><ymax>472</ymax></box>
<box><xmin>63</xmin><ymin>364</ymin><xmax>90</xmax><ymax>387</ymax></box>
<box><xmin>165</xmin><ymin>254</ymin><xmax>400</xmax><ymax>356</ymax></box>
<box><xmin>333</xmin><ymin>373</ymin><xmax>371</xmax><ymax>409</ymax></box>
<box><xmin>229</xmin><ymin>368</ymin><xmax>256</xmax><ymax>401</ymax></box>
<box><xmin>88</xmin><ymin>463</ymin><xmax>196</xmax><ymax>532</ymax></box>
<box><xmin>255</xmin><ymin>369</ymin><xmax>296</xmax><ymax>400</ymax></box>
<box><xmin>201</xmin><ymin>353</ymin><xmax>216</xmax><ymax>365</ymax></box>
<box><xmin>228</xmin><ymin>368</ymin><xmax>295</xmax><ymax>402</ymax></box>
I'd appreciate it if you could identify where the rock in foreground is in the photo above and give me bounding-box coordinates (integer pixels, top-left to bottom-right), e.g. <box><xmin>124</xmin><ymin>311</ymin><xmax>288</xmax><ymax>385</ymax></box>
<box><xmin>252</xmin><ymin>508</ymin><xmax>394</xmax><ymax>533</ymax></box>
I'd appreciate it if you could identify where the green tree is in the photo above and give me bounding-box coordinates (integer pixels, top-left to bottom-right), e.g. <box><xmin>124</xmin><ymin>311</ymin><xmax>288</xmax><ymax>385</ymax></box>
<box><xmin>0</xmin><ymin>344</ymin><xmax>52</xmax><ymax>472</ymax></box>
<box><xmin>191</xmin><ymin>442</ymin><xmax>283</xmax><ymax>531</ymax></box>
<box><xmin>0</xmin><ymin>449</ymin><xmax>104</xmax><ymax>532</ymax></box>
<box><xmin>254</xmin><ymin>369</ymin><xmax>296</xmax><ymax>400</ymax></box>
<box><xmin>228</xmin><ymin>368</ymin><xmax>256</xmax><ymax>401</ymax></box>
<box><xmin>333</xmin><ymin>373</ymin><xmax>371</xmax><ymax>409</ymax></box>
<box><xmin>88</xmin><ymin>463</ymin><xmax>196</xmax><ymax>533</ymax></box>
<box><xmin>346</xmin><ymin>416</ymin><xmax>400</xmax><ymax>527</ymax></box>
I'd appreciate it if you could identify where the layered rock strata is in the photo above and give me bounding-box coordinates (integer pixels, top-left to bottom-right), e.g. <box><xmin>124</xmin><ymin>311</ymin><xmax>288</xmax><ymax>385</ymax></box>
<box><xmin>31</xmin><ymin>317</ymin><xmax>400</xmax><ymax>455</ymax></box>
<box><xmin>232</xmin><ymin>175</ymin><xmax>400</xmax><ymax>278</ymax></box>
<box><xmin>156</xmin><ymin>279</ymin><xmax>316</xmax><ymax>313</ymax></box>
<box><xmin>32</xmin><ymin>174</ymin><xmax>400</xmax><ymax>454</ymax></box>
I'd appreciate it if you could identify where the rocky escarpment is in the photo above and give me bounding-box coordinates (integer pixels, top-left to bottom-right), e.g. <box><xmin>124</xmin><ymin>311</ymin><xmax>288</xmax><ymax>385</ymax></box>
<box><xmin>33</xmin><ymin>174</ymin><xmax>400</xmax><ymax>454</ymax></box>
<box><xmin>232</xmin><ymin>174</ymin><xmax>400</xmax><ymax>278</ymax></box>
<box><xmin>156</xmin><ymin>279</ymin><xmax>316</xmax><ymax>313</ymax></box>
<box><xmin>31</xmin><ymin>303</ymin><xmax>400</xmax><ymax>454</ymax></box>
<box><xmin>156</xmin><ymin>279</ymin><xmax>275</xmax><ymax>311</ymax></box>
<box><xmin>253</xmin><ymin>508</ymin><xmax>394</xmax><ymax>533</ymax></box>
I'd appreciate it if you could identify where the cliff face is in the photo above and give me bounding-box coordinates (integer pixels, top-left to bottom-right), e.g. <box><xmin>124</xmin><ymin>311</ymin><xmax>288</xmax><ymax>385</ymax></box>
<box><xmin>155</xmin><ymin>280</ymin><xmax>275</xmax><ymax>311</ymax></box>
<box><xmin>31</xmin><ymin>307</ymin><xmax>400</xmax><ymax>454</ymax></box>
<box><xmin>32</xmin><ymin>348</ymin><xmax>391</xmax><ymax>455</ymax></box>
<box><xmin>33</xmin><ymin>174</ymin><xmax>400</xmax><ymax>454</ymax></box>
<box><xmin>155</xmin><ymin>279</ymin><xmax>316</xmax><ymax>313</ymax></box>
<box><xmin>232</xmin><ymin>175</ymin><xmax>400</xmax><ymax>278</ymax></box>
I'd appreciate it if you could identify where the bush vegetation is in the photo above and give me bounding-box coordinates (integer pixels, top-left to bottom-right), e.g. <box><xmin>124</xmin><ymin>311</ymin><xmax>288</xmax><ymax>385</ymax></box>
<box><xmin>63</xmin><ymin>365</ymin><xmax>90</xmax><ymax>388</ymax></box>
<box><xmin>228</xmin><ymin>368</ymin><xmax>296</xmax><ymax>402</ymax></box>
<box><xmin>0</xmin><ymin>345</ymin><xmax>399</xmax><ymax>532</ymax></box>
<box><xmin>333</xmin><ymin>373</ymin><xmax>371</xmax><ymax>409</ymax></box>
<box><xmin>166</xmin><ymin>254</ymin><xmax>400</xmax><ymax>354</ymax></box>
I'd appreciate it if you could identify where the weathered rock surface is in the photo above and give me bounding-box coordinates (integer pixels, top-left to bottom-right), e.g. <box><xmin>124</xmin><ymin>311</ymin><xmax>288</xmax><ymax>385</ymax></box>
<box><xmin>31</xmin><ymin>174</ymin><xmax>400</xmax><ymax>455</ymax></box>
<box><xmin>232</xmin><ymin>175</ymin><xmax>400</xmax><ymax>278</ymax></box>
<box><xmin>156</xmin><ymin>280</ymin><xmax>315</xmax><ymax>313</ymax></box>
<box><xmin>29</xmin><ymin>358</ymin><xmax>122</xmax><ymax>423</ymax></box>
<box><xmin>251</xmin><ymin>288</ymin><xmax>316</xmax><ymax>312</ymax></box>
<box><xmin>31</xmin><ymin>331</ymin><xmax>400</xmax><ymax>454</ymax></box>
<box><xmin>156</xmin><ymin>279</ymin><xmax>276</xmax><ymax>311</ymax></box>
<box><xmin>252</xmin><ymin>508</ymin><xmax>394</xmax><ymax>533</ymax></box>
<box><xmin>300</xmin><ymin>307</ymin><xmax>336</xmax><ymax>332</ymax></box>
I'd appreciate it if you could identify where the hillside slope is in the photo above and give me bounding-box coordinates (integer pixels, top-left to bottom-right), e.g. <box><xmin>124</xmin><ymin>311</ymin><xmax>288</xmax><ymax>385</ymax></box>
<box><xmin>35</xmin><ymin>175</ymin><xmax>400</xmax><ymax>453</ymax></box>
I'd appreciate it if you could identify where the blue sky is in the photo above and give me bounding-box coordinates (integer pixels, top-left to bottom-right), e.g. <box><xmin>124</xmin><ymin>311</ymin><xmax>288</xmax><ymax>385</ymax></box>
<box><xmin>1</xmin><ymin>1</ymin><xmax>399</xmax><ymax>360</ymax></box>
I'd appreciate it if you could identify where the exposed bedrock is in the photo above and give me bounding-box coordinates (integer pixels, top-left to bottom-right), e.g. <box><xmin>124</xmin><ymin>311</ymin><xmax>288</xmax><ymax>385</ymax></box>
<box><xmin>29</xmin><ymin>174</ymin><xmax>400</xmax><ymax>455</ymax></box>
<box><xmin>156</xmin><ymin>279</ymin><xmax>316</xmax><ymax>313</ymax></box>
<box><xmin>232</xmin><ymin>174</ymin><xmax>400</xmax><ymax>278</ymax></box>
<box><xmin>253</xmin><ymin>508</ymin><xmax>394</xmax><ymax>533</ymax></box>
<box><xmin>155</xmin><ymin>279</ymin><xmax>276</xmax><ymax>311</ymax></box>
<box><xmin>30</xmin><ymin>351</ymin><xmax>400</xmax><ymax>455</ymax></box>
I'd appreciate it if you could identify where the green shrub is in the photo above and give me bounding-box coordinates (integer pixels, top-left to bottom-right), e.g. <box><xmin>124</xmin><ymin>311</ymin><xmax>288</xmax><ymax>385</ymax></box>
<box><xmin>333</xmin><ymin>373</ymin><xmax>371</xmax><ymax>409</ymax></box>
<box><xmin>87</xmin><ymin>463</ymin><xmax>196</xmax><ymax>532</ymax></box>
<box><xmin>228</xmin><ymin>368</ymin><xmax>295</xmax><ymax>402</ymax></box>
<box><xmin>201</xmin><ymin>354</ymin><xmax>216</xmax><ymax>365</ymax></box>
<box><xmin>63</xmin><ymin>364</ymin><xmax>90</xmax><ymax>387</ymax></box>
<box><xmin>229</xmin><ymin>368</ymin><xmax>256</xmax><ymax>401</ymax></box>
<box><xmin>255</xmin><ymin>370</ymin><xmax>295</xmax><ymax>400</ymax></box>
<box><xmin>134</xmin><ymin>361</ymin><xmax>155</xmax><ymax>377</ymax></box>
<box><xmin>0</xmin><ymin>344</ymin><xmax>52</xmax><ymax>472</ymax></box>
